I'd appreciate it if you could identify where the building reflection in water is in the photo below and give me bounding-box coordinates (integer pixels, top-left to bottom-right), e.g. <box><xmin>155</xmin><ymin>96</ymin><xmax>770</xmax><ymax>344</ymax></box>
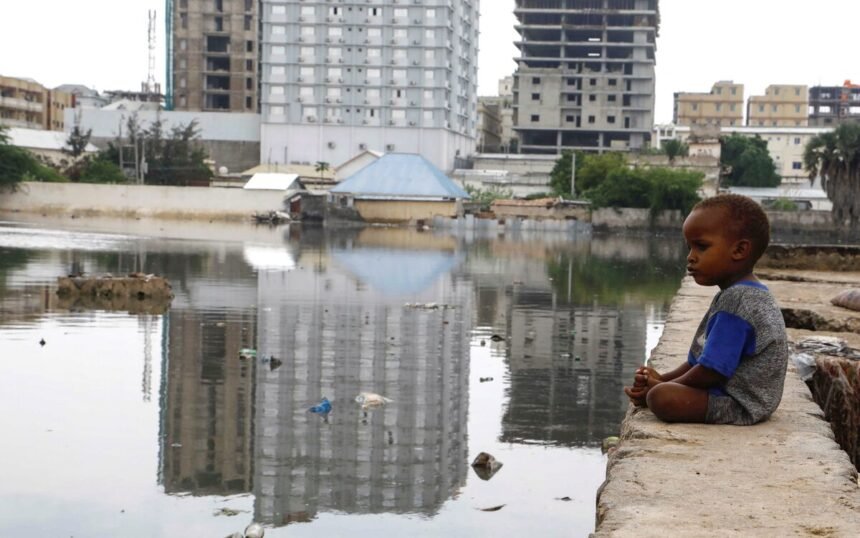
<box><xmin>252</xmin><ymin>240</ymin><xmax>471</xmax><ymax>527</ymax></box>
<box><xmin>470</xmin><ymin>235</ymin><xmax>685</xmax><ymax>447</ymax></box>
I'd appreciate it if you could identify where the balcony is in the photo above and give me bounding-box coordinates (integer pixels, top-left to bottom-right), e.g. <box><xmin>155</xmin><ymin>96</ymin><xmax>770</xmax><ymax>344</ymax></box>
<box><xmin>0</xmin><ymin>96</ymin><xmax>43</xmax><ymax>113</ymax></box>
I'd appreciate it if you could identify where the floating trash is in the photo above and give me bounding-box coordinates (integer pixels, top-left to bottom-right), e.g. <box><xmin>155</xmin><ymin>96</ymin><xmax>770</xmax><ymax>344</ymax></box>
<box><xmin>244</xmin><ymin>523</ymin><xmax>265</xmax><ymax>538</ymax></box>
<box><xmin>479</xmin><ymin>377</ymin><xmax>494</xmax><ymax>383</ymax></box>
<box><xmin>477</xmin><ymin>504</ymin><xmax>505</xmax><ymax>512</ymax></box>
<box><xmin>238</xmin><ymin>348</ymin><xmax>257</xmax><ymax>360</ymax></box>
<box><xmin>309</xmin><ymin>397</ymin><xmax>332</xmax><ymax>415</ymax></box>
<box><xmin>214</xmin><ymin>507</ymin><xmax>243</xmax><ymax>517</ymax></box>
<box><xmin>490</xmin><ymin>334</ymin><xmax>505</xmax><ymax>342</ymax></box>
<box><xmin>602</xmin><ymin>436</ymin><xmax>620</xmax><ymax>455</ymax></box>
<box><xmin>355</xmin><ymin>392</ymin><xmax>393</xmax><ymax>409</ymax></box>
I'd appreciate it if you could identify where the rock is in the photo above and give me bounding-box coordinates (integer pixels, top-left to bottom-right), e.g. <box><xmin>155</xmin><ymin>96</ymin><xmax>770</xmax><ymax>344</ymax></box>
<box><xmin>471</xmin><ymin>451</ymin><xmax>503</xmax><ymax>480</ymax></box>
<box><xmin>831</xmin><ymin>289</ymin><xmax>860</xmax><ymax>312</ymax></box>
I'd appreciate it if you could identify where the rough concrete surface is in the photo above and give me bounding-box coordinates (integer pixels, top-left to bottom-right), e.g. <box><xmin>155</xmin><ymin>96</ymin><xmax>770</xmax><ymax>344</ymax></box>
<box><xmin>595</xmin><ymin>277</ymin><xmax>860</xmax><ymax>538</ymax></box>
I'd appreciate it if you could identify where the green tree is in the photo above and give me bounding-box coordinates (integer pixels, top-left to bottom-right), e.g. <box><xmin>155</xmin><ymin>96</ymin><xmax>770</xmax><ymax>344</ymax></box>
<box><xmin>804</xmin><ymin>123</ymin><xmax>860</xmax><ymax>227</ymax></box>
<box><xmin>584</xmin><ymin>167</ymin><xmax>702</xmax><ymax>217</ymax></box>
<box><xmin>133</xmin><ymin>118</ymin><xmax>212</xmax><ymax>186</ymax></box>
<box><xmin>464</xmin><ymin>184</ymin><xmax>513</xmax><ymax>211</ymax></box>
<box><xmin>63</xmin><ymin>125</ymin><xmax>93</xmax><ymax>158</ymax></box>
<box><xmin>662</xmin><ymin>139</ymin><xmax>689</xmax><ymax>163</ymax></box>
<box><xmin>720</xmin><ymin>134</ymin><xmax>781</xmax><ymax>187</ymax></box>
<box><xmin>549</xmin><ymin>151</ymin><xmax>627</xmax><ymax>198</ymax></box>
<box><xmin>78</xmin><ymin>155</ymin><xmax>126</xmax><ymax>183</ymax></box>
<box><xmin>0</xmin><ymin>125</ymin><xmax>66</xmax><ymax>190</ymax></box>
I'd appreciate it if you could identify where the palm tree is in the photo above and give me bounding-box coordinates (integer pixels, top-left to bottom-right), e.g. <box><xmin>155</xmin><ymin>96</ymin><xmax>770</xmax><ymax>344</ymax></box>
<box><xmin>803</xmin><ymin>123</ymin><xmax>860</xmax><ymax>227</ymax></box>
<box><xmin>314</xmin><ymin>161</ymin><xmax>330</xmax><ymax>179</ymax></box>
<box><xmin>662</xmin><ymin>139</ymin><xmax>689</xmax><ymax>164</ymax></box>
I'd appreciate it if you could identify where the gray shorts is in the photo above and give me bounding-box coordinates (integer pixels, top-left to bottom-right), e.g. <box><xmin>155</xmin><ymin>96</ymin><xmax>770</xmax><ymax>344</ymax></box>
<box><xmin>706</xmin><ymin>394</ymin><xmax>757</xmax><ymax>425</ymax></box>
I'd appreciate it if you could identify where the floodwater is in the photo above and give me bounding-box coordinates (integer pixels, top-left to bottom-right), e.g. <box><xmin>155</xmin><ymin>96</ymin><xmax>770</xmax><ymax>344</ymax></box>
<box><xmin>0</xmin><ymin>216</ymin><xmax>686</xmax><ymax>537</ymax></box>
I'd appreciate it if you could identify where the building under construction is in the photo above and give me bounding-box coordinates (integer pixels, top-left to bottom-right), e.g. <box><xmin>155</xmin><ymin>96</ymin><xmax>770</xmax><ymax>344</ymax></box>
<box><xmin>808</xmin><ymin>81</ymin><xmax>860</xmax><ymax>127</ymax></box>
<box><xmin>513</xmin><ymin>0</ymin><xmax>659</xmax><ymax>153</ymax></box>
<box><xmin>167</xmin><ymin>0</ymin><xmax>259</xmax><ymax>112</ymax></box>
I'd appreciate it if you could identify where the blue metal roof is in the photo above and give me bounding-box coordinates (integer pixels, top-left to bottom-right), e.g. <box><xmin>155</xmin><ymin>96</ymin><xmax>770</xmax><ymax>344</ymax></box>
<box><xmin>330</xmin><ymin>153</ymin><xmax>470</xmax><ymax>200</ymax></box>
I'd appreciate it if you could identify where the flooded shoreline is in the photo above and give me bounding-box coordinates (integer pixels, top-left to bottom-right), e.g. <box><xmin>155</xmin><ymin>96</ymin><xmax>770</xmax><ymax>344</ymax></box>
<box><xmin>0</xmin><ymin>217</ymin><xmax>684</xmax><ymax>537</ymax></box>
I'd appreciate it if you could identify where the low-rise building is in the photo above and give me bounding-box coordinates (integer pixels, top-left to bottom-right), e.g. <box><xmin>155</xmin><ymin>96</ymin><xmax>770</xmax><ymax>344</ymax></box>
<box><xmin>477</xmin><ymin>97</ymin><xmax>503</xmax><ymax>153</ymax></box>
<box><xmin>673</xmin><ymin>81</ymin><xmax>744</xmax><ymax>127</ymax></box>
<box><xmin>654</xmin><ymin>124</ymin><xmax>831</xmax><ymax>184</ymax></box>
<box><xmin>329</xmin><ymin>153</ymin><xmax>470</xmax><ymax>223</ymax></box>
<box><xmin>0</xmin><ymin>75</ymin><xmax>73</xmax><ymax>131</ymax></box>
<box><xmin>5</xmin><ymin>127</ymin><xmax>98</xmax><ymax>165</ymax></box>
<box><xmin>747</xmin><ymin>85</ymin><xmax>808</xmax><ymax>127</ymax></box>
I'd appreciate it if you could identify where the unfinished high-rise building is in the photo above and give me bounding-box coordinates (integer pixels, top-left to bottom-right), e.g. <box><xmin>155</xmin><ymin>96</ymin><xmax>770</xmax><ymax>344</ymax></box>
<box><xmin>513</xmin><ymin>0</ymin><xmax>659</xmax><ymax>154</ymax></box>
<box><xmin>167</xmin><ymin>0</ymin><xmax>259</xmax><ymax>112</ymax></box>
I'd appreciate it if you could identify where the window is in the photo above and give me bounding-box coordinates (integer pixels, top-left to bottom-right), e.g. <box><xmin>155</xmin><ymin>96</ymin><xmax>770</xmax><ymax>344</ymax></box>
<box><xmin>794</xmin><ymin>137</ymin><xmax>801</xmax><ymax>145</ymax></box>
<box><xmin>589</xmin><ymin>94</ymin><xmax>596</xmax><ymax>102</ymax></box>
<box><xmin>300</xmin><ymin>66</ymin><xmax>315</xmax><ymax>77</ymax></box>
<box><xmin>270</xmin><ymin>85</ymin><xmax>285</xmax><ymax>96</ymax></box>
<box><xmin>531</xmin><ymin>93</ymin><xmax>540</xmax><ymax>101</ymax></box>
<box><xmin>246</xmin><ymin>77</ymin><xmax>253</xmax><ymax>90</ymax></box>
<box><xmin>394</xmin><ymin>49</ymin><xmax>407</xmax><ymax>59</ymax></box>
<box><xmin>424</xmin><ymin>110</ymin><xmax>434</xmax><ymax>121</ymax></box>
<box><xmin>180</xmin><ymin>39</ymin><xmax>187</xmax><ymax>50</ymax></box>
<box><xmin>759</xmin><ymin>105</ymin><xmax>765</xmax><ymax>112</ymax></box>
<box><xmin>180</xmin><ymin>13</ymin><xmax>187</xmax><ymax>29</ymax></box>
<box><xmin>272</xmin><ymin>25</ymin><xmax>286</xmax><ymax>35</ymax></box>
<box><xmin>426</xmin><ymin>8</ymin><xmax>436</xmax><ymax>18</ymax></box>
<box><xmin>730</xmin><ymin>104</ymin><xmax>736</xmax><ymax>111</ymax></box>
<box><xmin>607</xmin><ymin>115</ymin><xmax>616</xmax><ymax>124</ymax></box>
<box><xmin>300</xmin><ymin>87</ymin><xmax>314</xmax><ymax>97</ymax></box>
<box><xmin>392</xmin><ymin>109</ymin><xmax>406</xmax><ymax>120</ymax></box>
<box><xmin>272</xmin><ymin>5</ymin><xmax>285</xmax><ymax>15</ymax></box>
<box><xmin>590</xmin><ymin>78</ymin><xmax>597</xmax><ymax>86</ymax></box>
<box><xmin>792</xmin><ymin>162</ymin><xmax>803</xmax><ymax>170</ymax></box>
<box><xmin>424</xmin><ymin>90</ymin><xmax>433</xmax><ymax>101</ymax></box>
<box><xmin>795</xmin><ymin>105</ymin><xmax>801</xmax><ymax>113</ymax></box>
<box><xmin>795</xmin><ymin>87</ymin><xmax>801</xmax><ymax>96</ymax></box>
<box><xmin>368</xmin><ymin>48</ymin><xmax>381</xmax><ymax>58</ymax></box>
<box><xmin>566</xmin><ymin>115</ymin><xmax>574</xmax><ymax>122</ymax></box>
<box><xmin>424</xmin><ymin>70</ymin><xmax>434</xmax><ymax>80</ymax></box>
<box><xmin>301</xmin><ymin>26</ymin><xmax>315</xmax><ymax>36</ymax></box>
<box><xmin>692</xmin><ymin>103</ymin><xmax>698</xmax><ymax>111</ymax></box>
<box><xmin>367</xmin><ymin>68</ymin><xmax>381</xmax><ymax>79</ymax></box>
<box><xmin>271</xmin><ymin>65</ymin><xmax>285</xmax><ymax>75</ymax></box>
<box><xmin>588</xmin><ymin>115</ymin><xmax>595</xmax><ymax>123</ymax></box>
<box><xmin>731</xmin><ymin>87</ymin><xmax>737</xmax><ymax>95</ymax></box>
<box><xmin>300</xmin><ymin>6</ymin><xmax>315</xmax><ymax>16</ymax></box>
<box><xmin>424</xmin><ymin>50</ymin><xmax>435</xmax><ymax>62</ymax></box>
<box><xmin>608</xmin><ymin>79</ymin><xmax>617</xmax><ymax>86</ymax></box>
<box><xmin>328</xmin><ymin>67</ymin><xmax>342</xmax><ymax>79</ymax></box>
<box><xmin>368</xmin><ymin>28</ymin><xmax>381</xmax><ymax>38</ymax></box>
<box><xmin>246</xmin><ymin>40</ymin><xmax>253</xmax><ymax>52</ymax></box>
<box><xmin>394</xmin><ymin>8</ymin><xmax>408</xmax><ymax>18</ymax></box>
<box><xmin>328</xmin><ymin>27</ymin><xmax>343</xmax><ymax>38</ymax></box>
<box><xmin>772</xmin><ymin>104</ymin><xmax>778</xmax><ymax>112</ymax></box>
<box><xmin>532</xmin><ymin>77</ymin><xmax>541</xmax><ymax>84</ymax></box>
<box><xmin>271</xmin><ymin>105</ymin><xmax>284</xmax><ymax>116</ymax></box>
<box><xmin>530</xmin><ymin>115</ymin><xmax>539</xmax><ymax>122</ymax></box>
<box><xmin>329</xmin><ymin>47</ymin><xmax>342</xmax><ymax>58</ymax></box>
<box><xmin>367</xmin><ymin>88</ymin><xmax>380</xmax><ymax>98</ymax></box>
<box><xmin>394</xmin><ymin>29</ymin><xmax>407</xmax><ymax>39</ymax></box>
<box><xmin>246</xmin><ymin>60</ymin><xmax>253</xmax><ymax>71</ymax></box>
<box><xmin>715</xmin><ymin>104</ymin><xmax>721</xmax><ymax>112</ymax></box>
<box><xmin>607</xmin><ymin>95</ymin><xmax>616</xmax><ymax>102</ymax></box>
<box><xmin>244</xmin><ymin>16</ymin><xmax>252</xmax><ymax>31</ymax></box>
<box><xmin>179</xmin><ymin>58</ymin><xmax>187</xmax><ymax>69</ymax></box>
<box><xmin>425</xmin><ymin>29</ymin><xmax>435</xmax><ymax>40</ymax></box>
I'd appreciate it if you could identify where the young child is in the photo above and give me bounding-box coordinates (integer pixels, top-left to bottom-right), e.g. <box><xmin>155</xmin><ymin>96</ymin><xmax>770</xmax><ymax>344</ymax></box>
<box><xmin>624</xmin><ymin>194</ymin><xmax>788</xmax><ymax>424</ymax></box>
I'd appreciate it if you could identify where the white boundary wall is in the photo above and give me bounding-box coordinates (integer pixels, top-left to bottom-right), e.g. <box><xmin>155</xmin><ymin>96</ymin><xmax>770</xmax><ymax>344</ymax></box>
<box><xmin>0</xmin><ymin>182</ymin><xmax>286</xmax><ymax>221</ymax></box>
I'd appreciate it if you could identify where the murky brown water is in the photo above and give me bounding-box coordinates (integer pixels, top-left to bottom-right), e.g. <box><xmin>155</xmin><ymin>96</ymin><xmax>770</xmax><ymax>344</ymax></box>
<box><xmin>0</xmin><ymin>218</ymin><xmax>685</xmax><ymax>537</ymax></box>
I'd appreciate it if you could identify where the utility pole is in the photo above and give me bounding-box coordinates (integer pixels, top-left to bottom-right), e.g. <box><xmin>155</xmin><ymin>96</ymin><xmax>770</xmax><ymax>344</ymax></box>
<box><xmin>569</xmin><ymin>152</ymin><xmax>577</xmax><ymax>199</ymax></box>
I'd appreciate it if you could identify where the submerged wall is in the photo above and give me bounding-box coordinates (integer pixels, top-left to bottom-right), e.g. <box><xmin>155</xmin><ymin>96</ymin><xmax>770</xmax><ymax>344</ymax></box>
<box><xmin>0</xmin><ymin>182</ymin><xmax>286</xmax><ymax>221</ymax></box>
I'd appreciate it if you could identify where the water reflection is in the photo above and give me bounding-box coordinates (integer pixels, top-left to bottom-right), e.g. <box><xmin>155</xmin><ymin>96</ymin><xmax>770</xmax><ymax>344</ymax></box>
<box><xmin>252</xmin><ymin>240</ymin><xmax>471</xmax><ymax>526</ymax></box>
<box><xmin>0</xmin><ymin>222</ymin><xmax>687</xmax><ymax>536</ymax></box>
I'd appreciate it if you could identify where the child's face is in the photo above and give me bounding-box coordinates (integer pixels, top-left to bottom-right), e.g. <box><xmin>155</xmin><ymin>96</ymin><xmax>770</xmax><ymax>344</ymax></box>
<box><xmin>682</xmin><ymin>206</ymin><xmax>750</xmax><ymax>289</ymax></box>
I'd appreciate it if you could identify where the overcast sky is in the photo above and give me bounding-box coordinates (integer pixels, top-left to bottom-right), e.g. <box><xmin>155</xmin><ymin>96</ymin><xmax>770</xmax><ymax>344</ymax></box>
<box><xmin>2</xmin><ymin>0</ymin><xmax>858</xmax><ymax>123</ymax></box>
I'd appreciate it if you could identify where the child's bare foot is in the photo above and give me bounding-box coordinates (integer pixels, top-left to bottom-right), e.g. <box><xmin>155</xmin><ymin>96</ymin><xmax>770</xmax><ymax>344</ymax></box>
<box><xmin>624</xmin><ymin>385</ymin><xmax>648</xmax><ymax>407</ymax></box>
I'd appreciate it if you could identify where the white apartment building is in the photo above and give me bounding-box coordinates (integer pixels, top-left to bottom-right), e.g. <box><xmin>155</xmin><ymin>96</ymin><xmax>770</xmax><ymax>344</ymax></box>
<box><xmin>259</xmin><ymin>0</ymin><xmax>479</xmax><ymax>172</ymax></box>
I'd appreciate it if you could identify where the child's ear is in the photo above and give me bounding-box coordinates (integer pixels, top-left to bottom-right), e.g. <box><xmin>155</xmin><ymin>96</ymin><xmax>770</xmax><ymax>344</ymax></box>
<box><xmin>732</xmin><ymin>239</ymin><xmax>752</xmax><ymax>260</ymax></box>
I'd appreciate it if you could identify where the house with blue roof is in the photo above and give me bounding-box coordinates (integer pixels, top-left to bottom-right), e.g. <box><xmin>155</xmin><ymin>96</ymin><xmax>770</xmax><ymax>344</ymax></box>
<box><xmin>329</xmin><ymin>153</ymin><xmax>470</xmax><ymax>223</ymax></box>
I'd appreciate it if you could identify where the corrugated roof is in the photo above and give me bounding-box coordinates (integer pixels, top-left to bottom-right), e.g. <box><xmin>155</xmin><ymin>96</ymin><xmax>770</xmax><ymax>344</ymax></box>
<box><xmin>493</xmin><ymin>198</ymin><xmax>558</xmax><ymax>208</ymax></box>
<box><xmin>330</xmin><ymin>153</ymin><xmax>470</xmax><ymax>200</ymax></box>
<box><xmin>243</xmin><ymin>173</ymin><xmax>301</xmax><ymax>191</ymax></box>
<box><xmin>7</xmin><ymin>127</ymin><xmax>98</xmax><ymax>153</ymax></box>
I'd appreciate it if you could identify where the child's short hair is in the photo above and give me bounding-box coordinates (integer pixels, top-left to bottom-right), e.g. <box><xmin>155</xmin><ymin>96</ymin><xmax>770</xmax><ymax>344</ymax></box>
<box><xmin>694</xmin><ymin>194</ymin><xmax>770</xmax><ymax>261</ymax></box>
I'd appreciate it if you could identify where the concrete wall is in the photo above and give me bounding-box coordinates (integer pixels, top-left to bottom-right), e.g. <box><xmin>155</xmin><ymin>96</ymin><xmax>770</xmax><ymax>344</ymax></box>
<box><xmin>0</xmin><ymin>182</ymin><xmax>286</xmax><ymax>221</ymax></box>
<box><xmin>492</xmin><ymin>204</ymin><xmax>590</xmax><ymax>221</ymax></box>
<box><xmin>353</xmin><ymin>200</ymin><xmax>457</xmax><ymax>223</ymax></box>
<box><xmin>591</xmin><ymin>207</ymin><xmax>684</xmax><ymax>230</ymax></box>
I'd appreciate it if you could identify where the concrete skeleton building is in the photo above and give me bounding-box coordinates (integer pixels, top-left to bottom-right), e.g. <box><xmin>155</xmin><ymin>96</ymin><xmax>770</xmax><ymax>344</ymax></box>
<box><xmin>673</xmin><ymin>81</ymin><xmax>744</xmax><ymax>128</ymax></box>
<box><xmin>512</xmin><ymin>0</ymin><xmax>659</xmax><ymax>154</ymax></box>
<box><xmin>747</xmin><ymin>84</ymin><xmax>808</xmax><ymax>127</ymax></box>
<box><xmin>167</xmin><ymin>0</ymin><xmax>260</xmax><ymax>112</ymax></box>
<box><xmin>808</xmin><ymin>81</ymin><xmax>860</xmax><ymax>127</ymax></box>
<box><xmin>258</xmin><ymin>0</ymin><xmax>479</xmax><ymax>172</ymax></box>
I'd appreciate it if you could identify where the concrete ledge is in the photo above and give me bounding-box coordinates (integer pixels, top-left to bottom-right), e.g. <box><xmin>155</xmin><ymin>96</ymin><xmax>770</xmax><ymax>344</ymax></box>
<box><xmin>595</xmin><ymin>278</ymin><xmax>860</xmax><ymax>538</ymax></box>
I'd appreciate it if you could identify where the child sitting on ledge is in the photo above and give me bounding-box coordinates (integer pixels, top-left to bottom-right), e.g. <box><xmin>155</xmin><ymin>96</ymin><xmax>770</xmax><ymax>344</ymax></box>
<box><xmin>625</xmin><ymin>194</ymin><xmax>788</xmax><ymax>424</ymax></box>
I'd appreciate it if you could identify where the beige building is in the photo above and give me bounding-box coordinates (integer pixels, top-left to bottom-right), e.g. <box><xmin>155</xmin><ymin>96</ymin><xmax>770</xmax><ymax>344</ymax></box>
<box><xmin>169</xmin><ymin>0</ymin><xmax>258</xmax><ymax>112</ymax></box>
<box><xmin>0</xmin><ymin>75</ymin><xmax>73</xmax><ymax>131</ymax></box>
<box><xmin>477</xmin><ymin>97</ymin><xmax>503</xmax><ymax>153</ymax></box>
<box><xmin>747</xmin><ymin>85</ymin><xmax>808</xmax><ymax>127</ymax></box>
<box><xmin>674</xmin><ymin>81</ymin><xmax>744</xmax><ymax>127</ymax></box>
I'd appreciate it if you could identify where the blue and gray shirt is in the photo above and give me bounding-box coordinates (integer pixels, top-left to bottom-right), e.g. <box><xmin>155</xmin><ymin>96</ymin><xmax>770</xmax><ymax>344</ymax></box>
<box><xmin>687</xmin><ymin>281</ymin><xmax>789</xmax><ymax>425</ymax></box>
